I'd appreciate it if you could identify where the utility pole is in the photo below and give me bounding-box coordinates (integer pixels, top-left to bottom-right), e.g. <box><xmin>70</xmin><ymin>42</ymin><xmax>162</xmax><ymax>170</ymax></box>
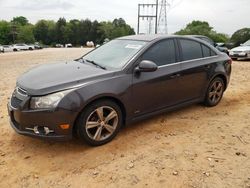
<box><xmin>137</xmin><ymin>0</ymin><xmax>158</xmax><ymax>34</ymax></box>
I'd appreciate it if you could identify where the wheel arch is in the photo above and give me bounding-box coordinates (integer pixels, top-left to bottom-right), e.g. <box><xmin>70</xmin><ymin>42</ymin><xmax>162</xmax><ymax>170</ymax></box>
<box><xmin>209</xmin><ymin>73</ymin><xmax>228</xmax><ymax>91</ymax></box>
<box><xmin>73</xmin><ymin>96</ymin><xmax>127</xmax><ymax>135</ymax></box>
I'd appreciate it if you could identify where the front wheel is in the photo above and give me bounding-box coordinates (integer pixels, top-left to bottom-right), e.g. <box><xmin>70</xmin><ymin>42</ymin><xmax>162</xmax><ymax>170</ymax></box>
<box><xmin>204</xmin><ymin>77</ymin><xmax>225</xmax><ymax>107</ymax></box>
<box><xmin>76</xmin><ymin>100</ymin><xmax>123</xmax><ymax>146</ymax></box>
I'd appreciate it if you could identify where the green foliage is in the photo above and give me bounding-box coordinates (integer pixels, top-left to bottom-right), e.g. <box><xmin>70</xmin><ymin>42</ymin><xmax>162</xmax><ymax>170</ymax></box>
<box><xmin>99</xmin><ymin>18</ymin><xmax>135</xmax><ymax>41</ymax></box>
<box><xmin>11</xmin><ymin>16</ymin><xmax>29</xmax><ymax>26</ymax></box>
<box><xmin>17</xmin><ymin>25</ymin><xmax>35</xmax><ymax>43</ymax></box>
<box><xmin>230</xmin><ymin>28</ymin><xmax>250</xmax><ymax>46</ymax></box>
<box><xmin>0</xmin><ymin>16</ymin><xmax>135</xmax><ymax>45</ymax></box>
<box><xmin>34</xmin><ymin>20</ymin><xmax>57</xmax><ymax>45</ymax></box>
<box><xmin>175</xmin><ymin>20</ymin><xmax>229</xmax><ymax>43</ymax></box>
<box><xmin>0</xmin><ymin>21</ymin><xmax>12</xmax><ymax>44</ymax></box>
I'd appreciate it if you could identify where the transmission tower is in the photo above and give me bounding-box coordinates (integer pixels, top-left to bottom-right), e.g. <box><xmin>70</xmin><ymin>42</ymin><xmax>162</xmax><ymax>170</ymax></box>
<box><xmin>158</xmin><ymin>0</ymin><xmax>171</xmax><ymax>34</ymax></box>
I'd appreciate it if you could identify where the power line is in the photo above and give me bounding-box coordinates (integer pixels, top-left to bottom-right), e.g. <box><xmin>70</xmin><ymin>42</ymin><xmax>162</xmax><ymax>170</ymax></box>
<box><xmin>137</xmin><ymin>0</ymin><xmax>177</xmax><ymax>34</ymax></box>
<box><xmin>137</xmin><ymin>0</ymin><xmax>158</xmax><ymax>34</ymax></box>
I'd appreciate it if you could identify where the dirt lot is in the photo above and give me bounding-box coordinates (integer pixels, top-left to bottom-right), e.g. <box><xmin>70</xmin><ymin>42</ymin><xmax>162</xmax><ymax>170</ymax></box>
<box><xmin>0</xmin><ymin>48</ymin><xmax>249</xmax><ymax>188</ymax></box>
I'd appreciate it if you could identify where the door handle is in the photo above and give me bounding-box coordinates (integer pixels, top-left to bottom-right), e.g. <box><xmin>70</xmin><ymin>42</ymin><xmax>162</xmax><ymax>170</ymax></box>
<box><xmin>170</xmin><ymin>74</ymin><xmax>180</xmax><ymax>79</ymax></box>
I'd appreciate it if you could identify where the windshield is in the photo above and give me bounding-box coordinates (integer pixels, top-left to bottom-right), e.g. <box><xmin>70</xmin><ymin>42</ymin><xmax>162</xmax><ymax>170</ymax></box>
<box><xmin>82</xmin><ymin>39</ymin><xmax>147</xmax><ymax>69</ymax></box>
<box><xmin>243</xmin><ymin>40</ymin><xmax>250</xmax><ymax>46</ymax></box>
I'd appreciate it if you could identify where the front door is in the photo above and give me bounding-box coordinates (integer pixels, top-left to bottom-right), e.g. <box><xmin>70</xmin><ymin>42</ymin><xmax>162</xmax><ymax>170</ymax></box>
<box><xmin>131</xmin><ymin>39</ymin><xmax>182</xmax><ymax>116</ymax></box>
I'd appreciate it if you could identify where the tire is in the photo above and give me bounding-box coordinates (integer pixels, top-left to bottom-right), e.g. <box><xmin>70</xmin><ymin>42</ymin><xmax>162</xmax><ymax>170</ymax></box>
<box><xmin>76</xmin><ymin>100</ymin><xmax>123</xmax><ymax>146</ymax></box>
<box><xmin>13</xmin><ymin>49</ymin><xmax>17</xmax><ymax>52</ymax></box>
<box><xmin>29</xmin><ymin>47</ymin><xmax>33</xmax><ymax>50</ymax></box>
<box><xmin>231</xmin><ymin>58</ymin><xmax>237</xmax><ymax>61</ymax></box>
<box><xmin>204</xmin><ymin>77</ymin><xmax>225</xmax><ymax>107</ymax></box>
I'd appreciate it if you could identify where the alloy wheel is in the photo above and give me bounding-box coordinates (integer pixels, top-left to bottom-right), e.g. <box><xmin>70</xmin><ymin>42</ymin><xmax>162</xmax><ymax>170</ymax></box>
<box><xmin>85</xmin><ymin>106</ymin><xmax>118</xmax><ymax>141</ymax></box>
<box><xmin>208</xmin><ymin>81</ymin><xmax>224</xmax><ymax>104</ymax></box>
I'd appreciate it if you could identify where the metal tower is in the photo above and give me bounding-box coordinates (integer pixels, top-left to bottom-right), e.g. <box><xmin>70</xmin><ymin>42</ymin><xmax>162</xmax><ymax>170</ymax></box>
<box><xmin>137</xmin><ymin>0</ymin><xmax>159</xmax><ymax>34</ymax></box>
<box><xmin>157</xmin><ymin>0</ymin><xmax>171</xmax><ymax>34</ymax></box>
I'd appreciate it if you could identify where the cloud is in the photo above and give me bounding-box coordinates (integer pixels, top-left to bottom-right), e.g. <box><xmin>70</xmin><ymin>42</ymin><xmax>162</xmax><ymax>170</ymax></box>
<box><xmin>13</xmin><ymin>0</ymin><xmax>74</xmax><ymax>11</ymax></box>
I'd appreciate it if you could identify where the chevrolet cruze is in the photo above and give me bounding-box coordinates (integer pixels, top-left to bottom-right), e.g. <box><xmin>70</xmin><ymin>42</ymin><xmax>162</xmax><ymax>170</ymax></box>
<box><xmin>8</xmin><ymin>35</ymin><xmax>232</xmax><ymax>146</ymax></box>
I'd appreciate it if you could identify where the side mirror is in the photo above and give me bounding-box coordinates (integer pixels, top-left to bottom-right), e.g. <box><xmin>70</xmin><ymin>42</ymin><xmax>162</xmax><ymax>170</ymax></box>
<box><xmin>135</xmin><ymin>60</ymin><xmax>158</xmax><ymax>73</ymax></box>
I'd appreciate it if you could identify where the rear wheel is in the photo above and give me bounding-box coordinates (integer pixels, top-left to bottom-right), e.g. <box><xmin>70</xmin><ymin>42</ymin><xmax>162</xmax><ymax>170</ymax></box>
<box><xmin>204</xmin><ymin>77</ymin><xmax>225</xmax><ymax>107</ymax></box>
<box><xmin>76</xmin><ymin>100</ymin><xmax>123</xmax><ymax>146</ymax></box>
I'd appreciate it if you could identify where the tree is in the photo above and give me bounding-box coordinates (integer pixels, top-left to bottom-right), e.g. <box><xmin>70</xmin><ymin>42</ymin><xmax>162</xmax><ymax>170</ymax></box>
<box><xmin>175</xmin><ymin>21</ymin><xmax>212</xmax><ymax>36</ymax></box>
<box><xmin>0</xmin><ymin>21</ymin><xmax>12</xmax><ymax>44</ymax></box>
<box><xmin>17</xmin><ymin>25</ymin><xmax>35</xmax><ymax>43</ymax></box>
<box><xmin>11</xmin><ymin>16</ymin><xmax>29</xmax><ymax>26</ymax></box>
<box><xmin>55</xmin><ymin>18</ymin><xmax>67</xmax><ymax>44</ymax></box>
<box><xmin>34</xmin><ymin>20</ymin><xmax>57</xmax><ymax>45</ymax></box>
<box><xmin>98</xmin><ymin>18</ymin><xmax>135</xmax><ymax>41</ymax></box>
<box><xmin>230</xmin><ymin>28</ymin><xmax>250</xmax><ymax>46</ymax></box>
<box><xmin>0</xmin><ymin>16</ymin><xmax>135</xmax><ymax>45</ymax></box>
<box><xmin>175</xmin><ymin>20</ymin><xmax>229</xmax><ymax>43</ymax></box>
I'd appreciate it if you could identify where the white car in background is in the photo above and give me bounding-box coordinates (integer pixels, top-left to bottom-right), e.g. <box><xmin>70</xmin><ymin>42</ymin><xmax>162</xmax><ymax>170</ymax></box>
<box><xmin>0</xmin><ymin>45</ymin><xmax>4</xmax><ymax>53</ymax></box>
<box><xmin>3</xmin><ymin>45</ymin><xmax>14</xmax><ymax>52</ymax></box>
<box><xmin>65</xmin><ymin>43</ymin><xmax>73</xmax><ymax>48</ymax></box>
<box><xmin>12</xmin><ymin>44</ymin><xmax>35</xmax><ymax>51</ymax></box>
<box><xmin>229</xmin><ymin>39</ymin><xmax>250</xmax><ymax>60</ymax></box>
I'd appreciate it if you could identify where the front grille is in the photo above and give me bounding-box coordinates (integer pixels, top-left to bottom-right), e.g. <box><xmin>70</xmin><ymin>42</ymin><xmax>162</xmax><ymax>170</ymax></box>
<box><xmin>11</xmin><ymin>96</ymin><xmax>23</xmax><ymax>108</ymax></box>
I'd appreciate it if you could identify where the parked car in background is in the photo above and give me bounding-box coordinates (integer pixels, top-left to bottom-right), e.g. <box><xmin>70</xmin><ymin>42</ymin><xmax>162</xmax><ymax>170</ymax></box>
<box><xmin>65</xmin><ymin>43</ymin><xmax>73</xmax><ymax>48</ymax></box>
<box><xmin>229</xmin><ymin>39</ymin><xmax>250</xmax><ymax>60</ymax></box>
<box><xmin>3</xmin><ymin>45</ymin><xmax>14</xmax><ymax>52</ymax></box>
<box><xmin>216</xmin><ymin>43</ymin><xmax>230</xmax><ymax>55</ymax></box>
<box><xmin>86</xmin><ymin>41</ymin><xmax>94</xmax><ymax>47</ymax></box>
<box><xmin>27</xmin><ymin>44</ymin><xmax>35</xmax><ymax>50</ymax></box>
<box><xmin>188</xmin><ymin>35</ymin><xmax>229</xmax><ymax>55</ymax></box>
<box><xmin>34</xmin><ymin>44</ymin><xmax>43</xmax><ymax>49</ymax></box>
<box><xmin>12</xmin><ymin>44</ymin><xmax>34</xmax><ymax>51</ymax></box>
<box><xmin>8</xmin><ymin>35</ymin><xmax>231</xmax><ymax>146</ymax></box>
<box><xmin>0</xmin><ymin>45</ymin><xmax>4</xmax><ymax>53</ymax></box>
<box><xmin>55</xmin><ymin>44</ymin><xmax>64</xmax><ymax>48</ymax></box>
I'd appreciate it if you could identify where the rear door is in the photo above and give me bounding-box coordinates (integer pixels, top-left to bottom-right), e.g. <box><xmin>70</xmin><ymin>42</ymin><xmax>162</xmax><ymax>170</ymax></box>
<box><xmin>177</xmin><ymin>38</ymin><xmax>216</xmax><ymax>101</ymax></box>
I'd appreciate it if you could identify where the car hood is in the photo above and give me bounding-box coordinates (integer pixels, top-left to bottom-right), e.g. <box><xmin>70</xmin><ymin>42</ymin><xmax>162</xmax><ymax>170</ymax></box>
<box><xmin>231</xmin><ymin>46</ymin><xmax>250</xmax><ymax>52</ymax></box>
<box><xmin>17</xmin><ymin>61</ymin><xmax>114</xmax><ymax>96</ymax></box>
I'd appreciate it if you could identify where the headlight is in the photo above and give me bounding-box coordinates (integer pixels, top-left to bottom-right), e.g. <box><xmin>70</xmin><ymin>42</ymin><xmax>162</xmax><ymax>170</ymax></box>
<box><xmin>229</xmin><ymin>51</ymin><xmax>234</xmax><ymax>55</ymax></box>
<box><xmin>30</xmin><ymin>90</ymin><xmax>72</xmax><ymax>109</ymax></box>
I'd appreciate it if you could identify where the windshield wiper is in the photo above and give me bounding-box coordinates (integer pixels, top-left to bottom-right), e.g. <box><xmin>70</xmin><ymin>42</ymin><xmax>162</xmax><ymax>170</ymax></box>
<box><xmin>82</xmin><ymin>58</ymin><xmax>106</xmax><ymax>70</ymax></box>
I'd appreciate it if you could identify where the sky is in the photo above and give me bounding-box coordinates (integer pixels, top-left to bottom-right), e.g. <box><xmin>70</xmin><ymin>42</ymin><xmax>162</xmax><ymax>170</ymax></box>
<box><xmin>0</xmin><ymin>0</ymin><xmax>249</xmax><ymax>35</ymax></box>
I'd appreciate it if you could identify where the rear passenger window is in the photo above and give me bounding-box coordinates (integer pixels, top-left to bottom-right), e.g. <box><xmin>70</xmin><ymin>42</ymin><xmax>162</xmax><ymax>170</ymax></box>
<box><xmin>202</xmin><ymin>45</ymin><xmax>211</xmax><ymax>57</ymax></box>
<box><xmin>202</xmin><ymin>44</ymin><xmax>217</xmax><ymax>57</ymax></box>
<box><xmin>179</xmin><ymin>39</ymin><xmax>203</xmax><ymax>61</ymax></box>
<box><xmin>142</xmin><ymin>39</ymin><xmax>176</xmax><ymax>66</ymax></box>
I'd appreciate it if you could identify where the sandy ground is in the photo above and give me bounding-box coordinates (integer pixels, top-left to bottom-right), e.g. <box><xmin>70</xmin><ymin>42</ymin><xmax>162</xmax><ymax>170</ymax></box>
<box><xmin>0</xmin><ymin>48</ymin><xmax>249</xmax><ymax>188</ymax></box>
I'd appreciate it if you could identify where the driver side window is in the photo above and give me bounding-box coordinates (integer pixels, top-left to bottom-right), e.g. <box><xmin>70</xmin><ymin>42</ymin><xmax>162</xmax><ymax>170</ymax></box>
<box><xmin>142</xmin><ymin>39</ymin><xmax>176</xmax><ymax>66</ymax></box>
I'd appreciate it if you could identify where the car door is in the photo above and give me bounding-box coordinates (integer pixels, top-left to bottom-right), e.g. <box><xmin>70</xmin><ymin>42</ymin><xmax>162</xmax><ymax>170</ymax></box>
<box><xmin>177</xmin><ymin>39</ymin><xmax>215</xmax><ymax>101</ymax></box>
<box><xmin>131</xmin><ymin>39</ymin><xmax>183</xmax><ymax>116</ymax></box>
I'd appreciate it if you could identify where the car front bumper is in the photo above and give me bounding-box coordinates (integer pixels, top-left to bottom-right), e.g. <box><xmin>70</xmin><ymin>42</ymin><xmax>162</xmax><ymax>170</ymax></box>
<box><xmin>229</xmin><ymin>52</ymin><xmax>250</xmax><ymax>59</ymax></box>
<box><xmin>8</xmin><ymin>102</ymin><xmax>74</xmax><ymax>141</ymax></box>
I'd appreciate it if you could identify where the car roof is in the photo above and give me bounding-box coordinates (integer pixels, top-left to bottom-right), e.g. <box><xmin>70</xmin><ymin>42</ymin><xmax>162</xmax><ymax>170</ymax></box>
<box><xmin>117</xmin><ymin>34</ymin><xmax>181</xmax><ymax>42</ymax></box>
<box><xmin>117</xmin><ymin>34</ymin><xmax>214</xmax><ymax>43</ymax></box>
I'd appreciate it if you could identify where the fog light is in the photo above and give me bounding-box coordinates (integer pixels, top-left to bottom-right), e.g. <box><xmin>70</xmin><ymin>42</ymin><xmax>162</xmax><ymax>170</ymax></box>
<box><xmin>59</xmin><ymin>124</ymin><xmax>70</xmax><ymax>130</ymax></box>
<box><xmin>26</xmin><ymin>126</ymin><xmax>54</xmax><ymax>135</ymax></box>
